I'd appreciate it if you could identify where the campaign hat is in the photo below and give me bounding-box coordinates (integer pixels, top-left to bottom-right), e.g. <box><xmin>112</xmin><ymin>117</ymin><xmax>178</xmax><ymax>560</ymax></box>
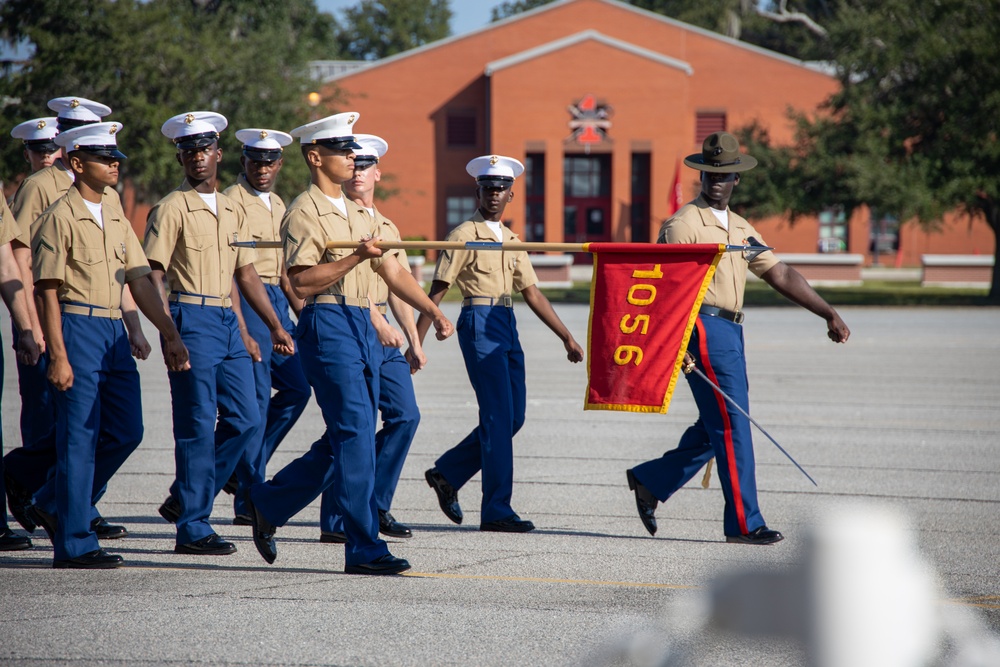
<box><xmin>683</xmin><ymin>131</ymin><xmax>757</xmax><ymax>173</ymax></box>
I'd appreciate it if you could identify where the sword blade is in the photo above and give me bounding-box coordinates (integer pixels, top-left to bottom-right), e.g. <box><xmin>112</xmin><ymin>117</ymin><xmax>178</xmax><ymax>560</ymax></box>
<box><xmin>688</xmin><ymin>366</ymin><xmax>818</xmax><ymax>487</ymax></box>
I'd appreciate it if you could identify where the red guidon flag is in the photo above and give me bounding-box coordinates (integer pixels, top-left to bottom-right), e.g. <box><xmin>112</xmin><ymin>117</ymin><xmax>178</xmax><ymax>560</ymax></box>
<box><xmin>584</xmin><ymin>243</ymin><xmax>723</xmax><ymax>413</ymax></box>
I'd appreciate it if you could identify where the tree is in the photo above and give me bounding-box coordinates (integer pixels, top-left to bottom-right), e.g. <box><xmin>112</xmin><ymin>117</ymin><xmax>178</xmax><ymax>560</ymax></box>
<box><xmin>0</xmin><ymin>0</ymin><xmax>338</xmax><ymax>203</ymax></box>
<box><xmin>735</xmin><ymin>0</ymin><xmax>1000</xmax><ymax>299</ymax></box>
<box><xmin>336</xmin><ymin>0</ymin><xmax>451</xmax><ymax>61</ymax></box>
<box><xmin>491</xmin><ymin>0</ymin><xmax>552</xmax><ymax>21</ymax></box>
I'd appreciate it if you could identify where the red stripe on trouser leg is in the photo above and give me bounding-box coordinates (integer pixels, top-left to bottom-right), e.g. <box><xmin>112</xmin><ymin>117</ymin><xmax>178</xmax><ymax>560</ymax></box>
<box><xmin>695</xmin><ymin>318</ymin><xmax>748</xmax><ymax>534</ymax></box>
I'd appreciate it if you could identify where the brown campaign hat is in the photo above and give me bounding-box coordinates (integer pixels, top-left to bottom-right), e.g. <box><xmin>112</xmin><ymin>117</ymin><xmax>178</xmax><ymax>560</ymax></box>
<box><xmin>683</xmin><ymin>131</ymin><xmax>757</xmax><ymax>173</ymax></box>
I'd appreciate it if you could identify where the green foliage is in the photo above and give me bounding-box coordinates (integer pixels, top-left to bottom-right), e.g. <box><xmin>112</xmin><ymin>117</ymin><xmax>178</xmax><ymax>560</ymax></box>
<box><xmin>401</xmin><ymin>235</ymin><xmax>427</xmax><ymax>257</ymax></box>
<box><xmin>491</xmin><ymin>0</ymin><xmax>553</xmax><ymax>21</ymax></box>
<box><xmin>0</xmin><ymin>0</ymin><xmax>338</xmax><ymax>203</ymax></box>
<box><xmin>336</xmin><ymin>0</ymin><xmax>451</xmax><ymax>61</ymax></box>
<box><xmin>735</xmin><ymin>0</ymin><xmax>1000</xmax><ymax>298</ymax></box>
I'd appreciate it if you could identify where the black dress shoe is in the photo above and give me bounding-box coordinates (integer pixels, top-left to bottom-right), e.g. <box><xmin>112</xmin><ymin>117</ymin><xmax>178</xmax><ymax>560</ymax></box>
<box><xmin>91</xmin><ymin>517</ymin><xmax>128</xmax><ymax>539</ymax></box>
<box><xmin>425</xmin><ymin>468</ymin><xmax>462</xmax><ymax>524</ymax></box>
<box><xmin>378</xmin><ymin>510</ymin><xmax>412</xmax><ymax>538</ymax></box>
<box><xmin>222</xmin><ymin>473</ymin><xmax>239</xmax><ymax>496</ymax></box>
<box><xmin>344</xmin><ymin>553</ymin><xmax>411</xmax><ymax>575</ymax></box>
<box><xmin>626</xmin><ymin>469</ymin><xmax>658</xmax><ymax>536</ymax></box>
<box><xmin>232</xmin><ymin>514</ymin><xmax>253</xmax><ymax>526</ymax></box>
<box><xmin>26</xmin><ymin>505</ymin><xmax>57</xmax><ymax>541</ymax></box>
<box><xmin>53</xmin><ymin>548</ymin><xmax>123</xmax><ymax>569</ymax></box>
<box><xmin>244</xmin><ymin>490</ymin><xmax>277</xmax><ymax>564</ymax></box>
<box><xmin>726</xmin><ymin>526</ymin><xmax>784</xmax><ymax>545</ymax></box>
<box><xmin>158</xmin><ymin>496</ymin><xmax>181</xmax><ymax>523</ymax></box>
<box><xmin>320</xmin><ymin>531</ymin><xmax>347</xmax><ymax>544</ymax></box>
<box><xmin>480</xmin><ymin>514</ymin><xmax>535</xmax><ymax>533</ymax></box>
<box><xmin>0</xmin><ymin>527</ymin><xmax>32</xmax><ymax>551</ymax></box>
<box><xmin>4</xmin><ymin>472</ymin><xmax>36</xmax><ymax>533</ymax></box>
<box><xmin>174</xmin><ymin>533</ymin><xmax>237</xmax><ymax>555</ymax></box>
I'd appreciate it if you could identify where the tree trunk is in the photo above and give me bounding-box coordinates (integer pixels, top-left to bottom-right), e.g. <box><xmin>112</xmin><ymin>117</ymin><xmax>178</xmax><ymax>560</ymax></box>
<box><xmin>985</xmin><ymin>199</ymin><xmax>1000</xmax><ymax>303</ymax></box>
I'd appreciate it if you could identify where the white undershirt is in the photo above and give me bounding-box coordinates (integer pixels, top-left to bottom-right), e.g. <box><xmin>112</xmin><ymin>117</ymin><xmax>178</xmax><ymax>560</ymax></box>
<box><xmin>485</xmin><ymin>220</ymin><xmax>503</xmax><ymax>241</ymax></box>
<box><xmin>709</xmin><ymin>206</ymin><xmax>729</xmax><ymax>230</ymax></box>
<box><xmin>364</xmin><ymin>206</ymin><xmax>375</xmax><ymax>217</ymax></box>
<box><xmin>198</xmin><ymin>191</ymin><xmax>218</xmax><ymax>215</ymax></box>
<box><xmin>325</xmin><ymin>195</ymin><xmax>347</xmax><ymax>217</ymax></box>
<box><xmin>252</xmin><ymin>188</ymin><xmax>272</xmax><ymax>211</ymax></box>
<box><xmin>82</xmin><ymin>199</ymin><xmax>104</xmax><ymax>229</ymax></box>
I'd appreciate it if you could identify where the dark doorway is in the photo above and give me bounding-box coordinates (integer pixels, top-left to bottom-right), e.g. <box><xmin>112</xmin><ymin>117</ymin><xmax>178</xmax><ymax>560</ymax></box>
<box><xmin>563</xmin><ymin>154</ymin><xmax>611</xmax><ymax>262</ymax></box>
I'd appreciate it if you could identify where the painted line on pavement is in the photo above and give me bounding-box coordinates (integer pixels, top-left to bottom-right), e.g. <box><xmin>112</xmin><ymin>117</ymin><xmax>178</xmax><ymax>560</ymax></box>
<box><xmin>402</xmin><ymin>571</ymin><xmax>699</xmax><ymax>589</ymax></box>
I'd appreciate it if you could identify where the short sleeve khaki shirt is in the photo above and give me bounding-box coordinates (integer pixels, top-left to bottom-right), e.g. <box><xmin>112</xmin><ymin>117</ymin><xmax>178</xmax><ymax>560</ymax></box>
<box><xmin>32</xmin><ymin>187</ymin><xmax>150</xmax><ymax>309</ymax></box>
<box><xmin>11</xmin><ymin>162</ymin><xmax>74</xmax><ymax>237</ymax></box>
<box><xmin>223</xmin><ymin>175</ymin><xmax>286</xmax><ymax>280</ymax></box>
<box><xmin>657</xmin><ymin>195</ymin><xmax>779</xmax><ymax>312</ymax></box>
<box><xmin>143</xmin><ymin>181</ymin><xmax>255</xmax><ymax>299</ymax></box>
<box><xmin>1</xmin><ymin>197</ymin><xmax>22</xmax><ymax>247</ymax></box>
<box><xmin>367</xmin><ymin>207</ymin><xmax>409</xmax><ymax>304</ymax></box>
<box><xmin>282</xmin><ymin>185</ymin><xmax>382</xmax><ymax>300</ymax></box>
<box><xmin>433</xmin><ymin>211</ymin><xmax>538</xmax><ymax>298</ymax></box>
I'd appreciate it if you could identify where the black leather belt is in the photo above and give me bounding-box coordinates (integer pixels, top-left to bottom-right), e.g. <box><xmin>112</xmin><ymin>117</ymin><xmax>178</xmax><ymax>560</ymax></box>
<box><xmin>699</xmin><ymin>304</ymin><xmax>744</xmax><ymax>324</ymax></box>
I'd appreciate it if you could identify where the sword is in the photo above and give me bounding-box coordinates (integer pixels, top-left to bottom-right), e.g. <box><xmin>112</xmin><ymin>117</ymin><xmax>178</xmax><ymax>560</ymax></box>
<box><xmin>683</xmin><ymin>364</ymin><xmax>818</xmax><ymax>487</ymax></box>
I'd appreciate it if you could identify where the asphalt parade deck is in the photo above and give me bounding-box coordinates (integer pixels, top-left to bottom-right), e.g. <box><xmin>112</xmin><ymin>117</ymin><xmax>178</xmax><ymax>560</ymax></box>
<box><xmin>2</xmin><ymin>304</ymin><xmax>998</xmax><ymax>665</ymax></box>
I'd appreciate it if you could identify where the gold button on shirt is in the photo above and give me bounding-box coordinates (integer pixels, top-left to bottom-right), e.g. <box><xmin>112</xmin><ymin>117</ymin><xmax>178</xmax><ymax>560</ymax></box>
<box><xmin>32</xmin><ymin>187</ymin><xmax>151</xmax><ymax>309</ymax></box>
<box><xmin>433</xmin><ymin>211</ymin><xmax>538</xmax><ymax>298</ymax></box>
<box><xmin>143</xmin><ymin>181</ymin><xmax>255</xmax><ymax>299</ymax></box>
<box><xmin>658</xmin><ymin>196</ymin><xmax>779</xmax><ymax>312</ymax></box>
<box><xmin>1</xmin><ymin>197</ymin><xmax>22</xmax><ymax>247</ymax></box>
<box><xmin>282</xmin><ymin>184</ymin><xmax>382</xmax><ymax>300</ymax></box>
<box><xmin>366</xmin><ymin>207</ymin><xmax>409</xmax><ymax>304</ymax></box>
<box><xmin>223</xmin><ymin>175</ymin><xmax>286</xmax><ymax>281</ymax></box>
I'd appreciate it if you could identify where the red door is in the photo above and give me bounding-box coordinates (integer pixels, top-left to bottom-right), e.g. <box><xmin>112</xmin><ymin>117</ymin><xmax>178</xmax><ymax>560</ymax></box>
<box><xmin>564</xmin><ymin>154</ymin><xmax>611</xmax><ymax>263</ymax></box>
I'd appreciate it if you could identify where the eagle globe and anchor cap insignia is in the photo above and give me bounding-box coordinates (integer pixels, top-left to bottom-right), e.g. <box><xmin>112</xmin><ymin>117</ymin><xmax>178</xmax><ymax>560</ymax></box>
<box><xmin>567</xmin><ymin>94</ymin><xmax>613</xmax><ymax>153</ymax></box>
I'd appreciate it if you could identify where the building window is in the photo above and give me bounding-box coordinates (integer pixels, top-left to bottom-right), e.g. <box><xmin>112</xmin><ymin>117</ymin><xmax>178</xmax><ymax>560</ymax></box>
<box><xmin>446</xmin><ymin>196</ymin><xmax>477</xmax><ymax>232</ymax></box>
<box><xmin>818</xmin><ymin>207</ymin><xmax>848</xmax><ymax>253</ymax></box>
<box><xmin>525</xmin><ymin>153</ymin><xmax>545</xmax><ymax>242</ymax></box>
<box><xmin>868</xmin><ymin>210</ymin><xmax>899</xmax><ymax>264</ymax></box>
<box><xmin>446</xmin><ymin>110</ymin><xmax>477</xmax><ymax>147</ymax></box>
<box><xmin>630</xmin><ymin>153</ymin><xmax>650</xmax><ymax>242</ymax></box>
<box><xmin>563</xmin><ymin>155</ymin><xmax>610</xmax><ymax>197</ymax></box>
<box><xmin>695</xmin><ymin>111</ymin><xmax>727</xmax><ymax>144</ymax></box>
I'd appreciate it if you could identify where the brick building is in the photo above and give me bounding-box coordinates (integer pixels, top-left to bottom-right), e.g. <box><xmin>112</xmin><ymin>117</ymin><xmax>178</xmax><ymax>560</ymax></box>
<box><xmin>320</xmin><ymin>0</ymin><xmax>995</xmax><ymax>266</ymax></box>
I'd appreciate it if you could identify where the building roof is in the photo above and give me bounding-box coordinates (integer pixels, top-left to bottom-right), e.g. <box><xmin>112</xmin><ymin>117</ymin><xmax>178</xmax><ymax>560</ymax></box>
<box><xmin>325</xmin><ymin>0</ymin><xmax>830</xmax><ymax>84</ymax></box>
<box><xmin>483</xmin><ymin>29</ymin><xmax>693</xmax><ymax>76</ymax></box>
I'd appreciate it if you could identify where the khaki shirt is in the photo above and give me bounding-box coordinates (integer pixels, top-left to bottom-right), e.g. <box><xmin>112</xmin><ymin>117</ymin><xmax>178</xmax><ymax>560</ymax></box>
<box><xmin>282</xmin><ymin>184</ymin><xmax>382</xmax><ymax>300</ymax></box>
<box><xmin>143</xmin><ymin>181</ymin><xmax>255</xmax><ymax>299</ymax></box>
<box><xmin>10</xmin><ymin>161</ymin><xmax>124</xmax><ymax>246</ymax></box>
<box><xmin>366</xmin><ymin>207</ymin><xmax>409</xmax><ymax>304</ymax></box>
<box><xmin>1</xmin><ymin>197</ymin><xmax>21</xmax><ymax>247</ymax></box>
<box><xmin>658</xmin><ymin>196</ymin><xmax>779</xmax><ymax>312</ymax></box>
<box><xmin>32</xmin><ymin>186</ymin><xmax>150</xmax><ymax>309</ymax></box>
<box><xmin>223</xmin><ymin>175</ymin><xmax>286</xmax><ymax>280</ymax></box>
<box><xmin>433</xmin><ymin>211</ymin><xmax>538</xmax><ymax>298</ymax></box>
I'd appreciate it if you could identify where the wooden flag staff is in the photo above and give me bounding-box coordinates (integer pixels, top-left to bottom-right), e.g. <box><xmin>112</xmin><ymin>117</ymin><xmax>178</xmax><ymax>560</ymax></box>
<box><xmin>230</xmin><ymin>238</ymin><xmax>768</xmax><ymax>256</ymax></box>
